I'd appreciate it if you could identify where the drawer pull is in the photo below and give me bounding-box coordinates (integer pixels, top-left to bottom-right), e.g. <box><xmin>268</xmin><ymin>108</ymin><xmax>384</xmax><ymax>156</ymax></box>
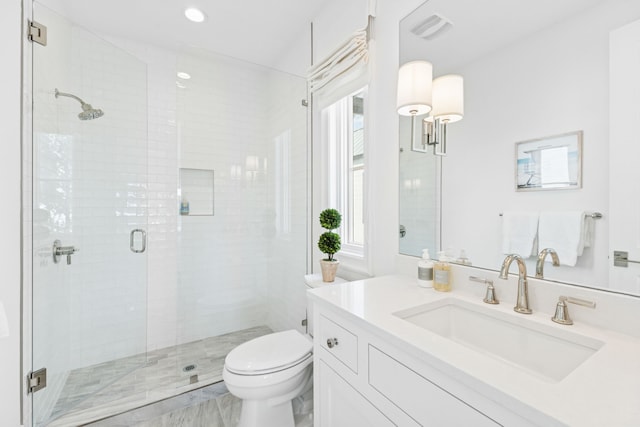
<box><xmin>327</xmin><ymin>337</ymin><xmax>339</xmax><ymax>348</ymax></box>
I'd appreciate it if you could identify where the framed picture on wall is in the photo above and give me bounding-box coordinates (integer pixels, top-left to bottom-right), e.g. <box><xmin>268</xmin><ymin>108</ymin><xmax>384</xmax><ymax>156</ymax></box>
<box><xmin>515</xmin><ymin>131</ymin><xmax>583</xmax><ymax>191</ymax></box>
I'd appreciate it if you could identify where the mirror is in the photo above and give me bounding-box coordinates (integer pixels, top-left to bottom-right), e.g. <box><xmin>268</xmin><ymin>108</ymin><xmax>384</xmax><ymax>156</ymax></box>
<box><xmin>399</xmin><ymin>0</ymin><xmax>640</xmax><ymax>295</ymax></box>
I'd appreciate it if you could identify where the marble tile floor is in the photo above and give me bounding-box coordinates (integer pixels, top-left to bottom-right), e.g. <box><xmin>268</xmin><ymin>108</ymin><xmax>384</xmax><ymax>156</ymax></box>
<box><xmin>84</xmin><ymin>381</ymin><xmax>314</xmax><ymax>427</ymax></box>
<box><xmin>46</xmin><ymin>326</ymin><xmax>272</xmax><ymax>427</ymax></box>
<box><xmin>85</xmin><ymin>381</ymin><xmax>233</xmax><ymax>427</ymax></box>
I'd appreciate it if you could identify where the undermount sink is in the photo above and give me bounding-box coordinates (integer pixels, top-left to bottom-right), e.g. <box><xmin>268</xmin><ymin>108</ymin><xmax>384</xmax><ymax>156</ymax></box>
<box><xmin>394</xmin><ymin>298</ymin><xmax>604</xmax><ymax>382</ymax></box>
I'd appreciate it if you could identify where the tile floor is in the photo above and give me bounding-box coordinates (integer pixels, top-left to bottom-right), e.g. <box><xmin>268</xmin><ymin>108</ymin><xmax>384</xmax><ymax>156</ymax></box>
<box><xmin>84</xmin><ymin>381</ymin><xmax>314</xmax><ymax>427</ymax></box>
<box><xmin>45</xmin><ymin>326</ymin><xmax>272</xmax><ymax>427</ymax></box>
<box><xmin>85</xmin><ymin>382</ymin><xmax>234</xmax><ymax>427</ymax></box>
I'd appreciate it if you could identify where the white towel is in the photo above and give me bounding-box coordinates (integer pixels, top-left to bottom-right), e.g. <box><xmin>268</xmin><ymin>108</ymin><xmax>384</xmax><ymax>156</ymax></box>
<box><xmin>501</xmin><ymin>211</ymin><xmax>539</xmax><ymax>257</ymax></box>
<box><xmin>538</xmin><ymin>211</ymin><xmax>588</xmax><ymax>267</ymax></box>
<box><xmin>580</xmin><ymin>215</ymin><xmax>595</xmax><ymax>252</ymax></box>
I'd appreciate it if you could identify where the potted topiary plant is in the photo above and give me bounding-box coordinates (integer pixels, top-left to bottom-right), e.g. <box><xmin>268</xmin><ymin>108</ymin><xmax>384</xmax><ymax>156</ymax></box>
<box><xmin>318</xmin><ymin>208</ymin><xmax>342</xmax><ymax>282</ymax></box>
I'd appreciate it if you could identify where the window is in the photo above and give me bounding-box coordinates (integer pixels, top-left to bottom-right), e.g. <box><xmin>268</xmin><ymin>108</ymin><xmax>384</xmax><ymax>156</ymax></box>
<box><xmin>323</xmin><ymin>87</ymin><xmax>367</xmax><ymax>256</ymax></box>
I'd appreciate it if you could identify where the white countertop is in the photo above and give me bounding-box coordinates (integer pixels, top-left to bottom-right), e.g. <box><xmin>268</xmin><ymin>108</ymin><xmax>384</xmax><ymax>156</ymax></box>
<box><xmin>304</xmin><ymin>273</ymin><xmax>347</xmax><ymax>288</ymax></box>
<box><xmin>308</xmin><ymin>274</ymin><xmax>640</xmax><ymax>427</ymax></box>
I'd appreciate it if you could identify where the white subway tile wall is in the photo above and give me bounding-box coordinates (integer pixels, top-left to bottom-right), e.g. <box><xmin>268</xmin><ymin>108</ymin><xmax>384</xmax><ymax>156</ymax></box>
<box><xmin>175</xmin><ymin>50</ymin><xmax>308</xmax><ymax>343</ymax></box>
<box><xmin>31</xmin><ymin>6</ymin><xmax>148</xmax><ymax>424</ymax></box>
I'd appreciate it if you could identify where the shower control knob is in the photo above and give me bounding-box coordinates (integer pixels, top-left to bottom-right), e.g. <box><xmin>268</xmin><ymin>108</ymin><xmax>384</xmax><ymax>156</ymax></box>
<box><xmin>53</xmin><ymin>240</ymin><xmax>79</xmax><ymax>265</ymax></box>
<box><xmin>326</xmin><ymin>338</ymin><xmax>339</xmax><ymax>349</ymax></box>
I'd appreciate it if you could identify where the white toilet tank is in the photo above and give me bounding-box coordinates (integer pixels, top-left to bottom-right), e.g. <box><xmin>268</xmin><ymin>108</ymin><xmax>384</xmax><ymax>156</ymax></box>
<box><xmin>304</xmin><ymin>273</ymin><xmax>347</xmax><ymax>337</ymax></box>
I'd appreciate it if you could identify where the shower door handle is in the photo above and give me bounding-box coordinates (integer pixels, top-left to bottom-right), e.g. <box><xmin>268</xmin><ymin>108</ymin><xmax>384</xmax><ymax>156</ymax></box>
<box><xmin>130</xmin><ymin>229</ymin><xmax>147</xmax><ymax>253</ymax></box>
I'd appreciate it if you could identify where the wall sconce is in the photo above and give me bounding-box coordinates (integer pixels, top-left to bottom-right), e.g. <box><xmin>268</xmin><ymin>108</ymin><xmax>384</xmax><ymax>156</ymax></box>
<box><xmin>423</xmin><ymin>74</ymin><xmax>464</xmax><ymax>156</ymax></box>
<box><xmin>397</xmin><ymin>60</ymin><xmax>433</xmax><ymax>146</ymax></box>
<box><xmin>397</xmin><ymin>61</ymin><xmax>463</xmax><ymax>156</ymax></box>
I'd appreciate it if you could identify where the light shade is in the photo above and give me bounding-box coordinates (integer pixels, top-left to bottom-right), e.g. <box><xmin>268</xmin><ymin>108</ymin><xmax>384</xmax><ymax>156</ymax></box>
<box><xmin>397</xmin><ymin>61</ymin><xmax>433</xmax><ymax>116</ymax></box>
<box><xmin>431</xmin><ymin>74</ymin><xmax>464</xmax><ymax>123</ymax></box>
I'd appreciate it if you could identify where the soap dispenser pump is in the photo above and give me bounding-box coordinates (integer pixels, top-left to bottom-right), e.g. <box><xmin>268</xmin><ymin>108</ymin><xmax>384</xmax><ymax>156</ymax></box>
<box><xmin>417</xmin><ymin>249</ymin><xmax>434</xmax><ymax>288</ymax></box>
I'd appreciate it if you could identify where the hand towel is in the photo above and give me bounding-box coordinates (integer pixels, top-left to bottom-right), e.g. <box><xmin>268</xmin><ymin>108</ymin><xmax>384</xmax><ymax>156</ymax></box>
<box><xmin>501</xmin><ymin>211</ymin><xmax>539</xmax><ymax>257</ymax></box>
<box><xmin>580</xmin><ymin>215</ymin><xmax>595</xmax><ymax>253</ymax></box>
<box><xmin>538</xmin><ymin>211</ymin><xmax>586</xmax><ymax>267</ymax></box>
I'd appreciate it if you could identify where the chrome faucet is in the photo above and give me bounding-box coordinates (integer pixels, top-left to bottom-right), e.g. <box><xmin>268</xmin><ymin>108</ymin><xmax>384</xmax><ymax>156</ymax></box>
<box><xmin>499</xmin><ymin>254</ymin><xmax>532</xmax><ymax>314</ymax></box>
<box><xmin>535</xmin><ymin>248</ymin><xmax>560</xmax><ymax>279</ymax></box>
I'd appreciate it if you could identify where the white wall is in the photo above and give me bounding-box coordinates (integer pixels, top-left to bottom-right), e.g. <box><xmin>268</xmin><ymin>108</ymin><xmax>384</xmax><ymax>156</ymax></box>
<box><xmin>0</xmin><ymin>0</ymin><xmax>24</xmax><ymax>425</ymax></box>
<box><xmin>371</xmin><ymin>0</ymin><xmax>429</xmax><ymax>275</ymax></box>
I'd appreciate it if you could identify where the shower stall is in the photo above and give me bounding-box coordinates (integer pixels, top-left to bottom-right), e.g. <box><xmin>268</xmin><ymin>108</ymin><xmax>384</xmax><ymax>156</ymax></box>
<box><xmin>29</xmin><ymin>3</ymin><xmax>309</xmax><ymax>426</ymax></box>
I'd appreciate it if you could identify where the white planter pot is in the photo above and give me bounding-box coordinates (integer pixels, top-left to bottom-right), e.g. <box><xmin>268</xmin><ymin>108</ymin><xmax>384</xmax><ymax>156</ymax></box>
<box><xmin>319</xmin><ymin>259</ymin><xmax>340</xmax><ymax>282</ymax></box>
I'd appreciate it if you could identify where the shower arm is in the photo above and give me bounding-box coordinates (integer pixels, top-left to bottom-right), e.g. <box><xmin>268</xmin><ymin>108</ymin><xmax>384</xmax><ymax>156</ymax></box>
<box><xmin>55</xmin><ymin>88</ymin><xmax>88</xmax><ymax>106</ymax></box>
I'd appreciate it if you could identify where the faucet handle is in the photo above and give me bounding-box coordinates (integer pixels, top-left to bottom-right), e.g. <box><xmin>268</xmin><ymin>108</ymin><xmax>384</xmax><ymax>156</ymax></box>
<box><xmin>469</xmin><ymin>276</ymin><xmax>499</xmax><ymax>305</ymax></box>
<box><xmin>551</xmin><ymin>296</ymin><xmax>596</xmax><ymax>325</ymax></box>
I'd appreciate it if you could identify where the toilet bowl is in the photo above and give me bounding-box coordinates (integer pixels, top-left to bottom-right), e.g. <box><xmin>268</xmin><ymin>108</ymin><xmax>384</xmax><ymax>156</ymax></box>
<box><xmin>223</xmin><ymin>329</ymin><xmax>313</xmax><ymax>427</ymax></box>
<box><xmin>223</xmin><ymin>274</ymin><xmax>347</xmax><ymax>427</ymax></box>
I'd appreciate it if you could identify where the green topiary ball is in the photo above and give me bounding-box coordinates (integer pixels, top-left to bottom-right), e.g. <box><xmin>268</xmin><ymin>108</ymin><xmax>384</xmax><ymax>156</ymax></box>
<box><xmin>318</xmin><ymin>232</ymin><xmax>341</xmax><ymax>261</ymax></box>
<box><xmin>319</xmin><ymin>208</ymin><xmax>342</xmax><ymax>230</ymax></box>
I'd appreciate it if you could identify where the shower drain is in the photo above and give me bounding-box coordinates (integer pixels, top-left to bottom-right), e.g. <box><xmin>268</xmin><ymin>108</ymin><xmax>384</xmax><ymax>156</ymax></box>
<box><xmin>183</xmin><ymin>364</ymin><xmax>197</xmax><ymax>372</ymax></box>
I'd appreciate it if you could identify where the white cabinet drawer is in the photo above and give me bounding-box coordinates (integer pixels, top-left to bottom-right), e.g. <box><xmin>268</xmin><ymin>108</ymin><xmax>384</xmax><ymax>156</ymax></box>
<box><xmin>317</xmin><ymin>314</ymin><xmax>358</xmax><ymax>373</ymax></box>
<box><xmin>369</xmin><ymin>345</ymin><xmax>500</xmax><ymax>426</ymax></box>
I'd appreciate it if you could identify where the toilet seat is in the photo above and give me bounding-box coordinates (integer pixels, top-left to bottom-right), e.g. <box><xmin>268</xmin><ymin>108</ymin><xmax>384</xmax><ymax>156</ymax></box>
<box><xmin>225</xmin><ymin>329</ymin><xmax>312</xmax><ymax>375</ymax></box>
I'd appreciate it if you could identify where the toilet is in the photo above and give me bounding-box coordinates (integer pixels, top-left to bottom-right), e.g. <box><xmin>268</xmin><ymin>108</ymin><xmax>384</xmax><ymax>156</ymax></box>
<box><xmin>223</xmin><ymin>274</ymin><xmax>347</xmax><ymax>427</ymax></box>
<box><xmin>222</xmin><ymin>330</ymin><xmax>313</xmax><ymax>427</ymax></box>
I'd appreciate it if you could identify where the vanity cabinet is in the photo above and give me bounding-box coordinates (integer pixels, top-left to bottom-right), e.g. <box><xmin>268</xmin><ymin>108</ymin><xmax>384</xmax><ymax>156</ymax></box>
<box><xmin>312</xmin><ymin>302</ymin><xmax>539</xmax><ymax>427</ymax></box>
<box><xmin>317</xmin><ymin>360</ymin><xmax>395</xmax><ymax>427</ymax></box>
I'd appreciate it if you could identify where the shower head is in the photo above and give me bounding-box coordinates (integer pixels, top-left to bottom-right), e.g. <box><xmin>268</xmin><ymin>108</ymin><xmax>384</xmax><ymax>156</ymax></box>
<box><xmin>55</xmin><ymin>88</ymin><xmax>104</xmax><ymax>120</ymax></box>
<box><xmin>78</xmin><ymin>103</ymin><xmax>104</xmax><ymax>121</ymax></box>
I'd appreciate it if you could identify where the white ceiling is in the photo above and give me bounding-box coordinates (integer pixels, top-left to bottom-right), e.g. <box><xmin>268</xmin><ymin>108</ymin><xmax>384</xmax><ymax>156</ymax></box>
<box><xmin>400</xmin><ymin>0</ymin><xmax>606</xmax><ymax>73</ymax></box>
<box><xmin>36</xmin><ymin>0</ymin><xmax>328</xmax><ymax>70</ymax></box>
<box><xmin>36</xmin><ymin>0</ymin><xmax>610</xmax><ymax>77</ymax></box>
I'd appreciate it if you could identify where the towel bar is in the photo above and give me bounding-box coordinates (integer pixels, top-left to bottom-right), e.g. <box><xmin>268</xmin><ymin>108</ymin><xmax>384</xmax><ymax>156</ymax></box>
<box><xmin>499</xmin><ymin>212</ymin><xmax>602</xmax><ymax>219</ymax></box>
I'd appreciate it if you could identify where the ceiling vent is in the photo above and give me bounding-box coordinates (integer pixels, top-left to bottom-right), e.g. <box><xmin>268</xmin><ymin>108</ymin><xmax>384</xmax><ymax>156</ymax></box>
<box><xmin>411</xmin><ymin>14</ymin><xmax>453</xmax><ymax>41</ymax></box>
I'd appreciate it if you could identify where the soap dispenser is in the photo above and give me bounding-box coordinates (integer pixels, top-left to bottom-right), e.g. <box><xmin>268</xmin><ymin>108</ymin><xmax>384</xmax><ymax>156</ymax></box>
<box><xmin>433</xmin><ymin>251</ymin><xmax>452</xmax><ymax>292</ymax></box>
<box><xmin>417</xmin><ymin>249</ymin><xmax>434</xmax><ymax>288</ymax></box>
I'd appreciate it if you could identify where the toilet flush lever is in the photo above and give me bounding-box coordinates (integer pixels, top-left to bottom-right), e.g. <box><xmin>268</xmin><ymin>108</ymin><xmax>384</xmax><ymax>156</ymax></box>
<box><xmin>326</xmin><ymin>338</ymin><xmax>339</xmax><ymax>348</ymax></box>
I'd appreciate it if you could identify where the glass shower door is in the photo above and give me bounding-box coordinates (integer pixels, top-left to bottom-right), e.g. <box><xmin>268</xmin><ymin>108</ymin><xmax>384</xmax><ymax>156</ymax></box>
<box><xmin>31</xmin><ymin>3</ymin><xmax>148</xmax><ymax>425</ymax></box>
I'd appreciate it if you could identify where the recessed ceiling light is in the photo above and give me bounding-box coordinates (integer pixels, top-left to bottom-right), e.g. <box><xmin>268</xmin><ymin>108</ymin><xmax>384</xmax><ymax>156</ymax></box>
<box><xmin>177</xmin><ymin>72</ymin><xmax>191</xmax><ymax>80</ymax></box>
<box><xmin>176</xmin><ymin>81</ymin><xmax>187</xmax><ymax>89</ymax></box>
<box><xmin>185</xmin><ymin>8</ymin><xmax>206</xmax><ymax>23</ymax></box>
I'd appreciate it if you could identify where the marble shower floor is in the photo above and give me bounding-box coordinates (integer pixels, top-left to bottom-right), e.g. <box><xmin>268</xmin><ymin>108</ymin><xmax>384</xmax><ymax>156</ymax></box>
<box><xmin>84</xmin><ymin>381</ymin><xmax>314</xmax><ymax>427</ymax></box>
<box><xmin>46</xmin><ymin>326</ymin><xmax>272</xmax><ymax>427</ymax></box>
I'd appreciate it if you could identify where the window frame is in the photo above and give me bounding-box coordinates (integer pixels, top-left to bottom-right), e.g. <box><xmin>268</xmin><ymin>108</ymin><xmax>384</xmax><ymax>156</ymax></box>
<box><xmin>322</xmin><ymin>86</ymin><xmax>368</xmax><ymax>261</ymax></box>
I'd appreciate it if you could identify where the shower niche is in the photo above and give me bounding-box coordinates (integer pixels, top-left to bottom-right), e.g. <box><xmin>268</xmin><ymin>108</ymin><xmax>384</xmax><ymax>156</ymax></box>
<box><xmin>179</xmin><ymin>168</ymin><xmax>215</xmax><ymax>216</ymax></box>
